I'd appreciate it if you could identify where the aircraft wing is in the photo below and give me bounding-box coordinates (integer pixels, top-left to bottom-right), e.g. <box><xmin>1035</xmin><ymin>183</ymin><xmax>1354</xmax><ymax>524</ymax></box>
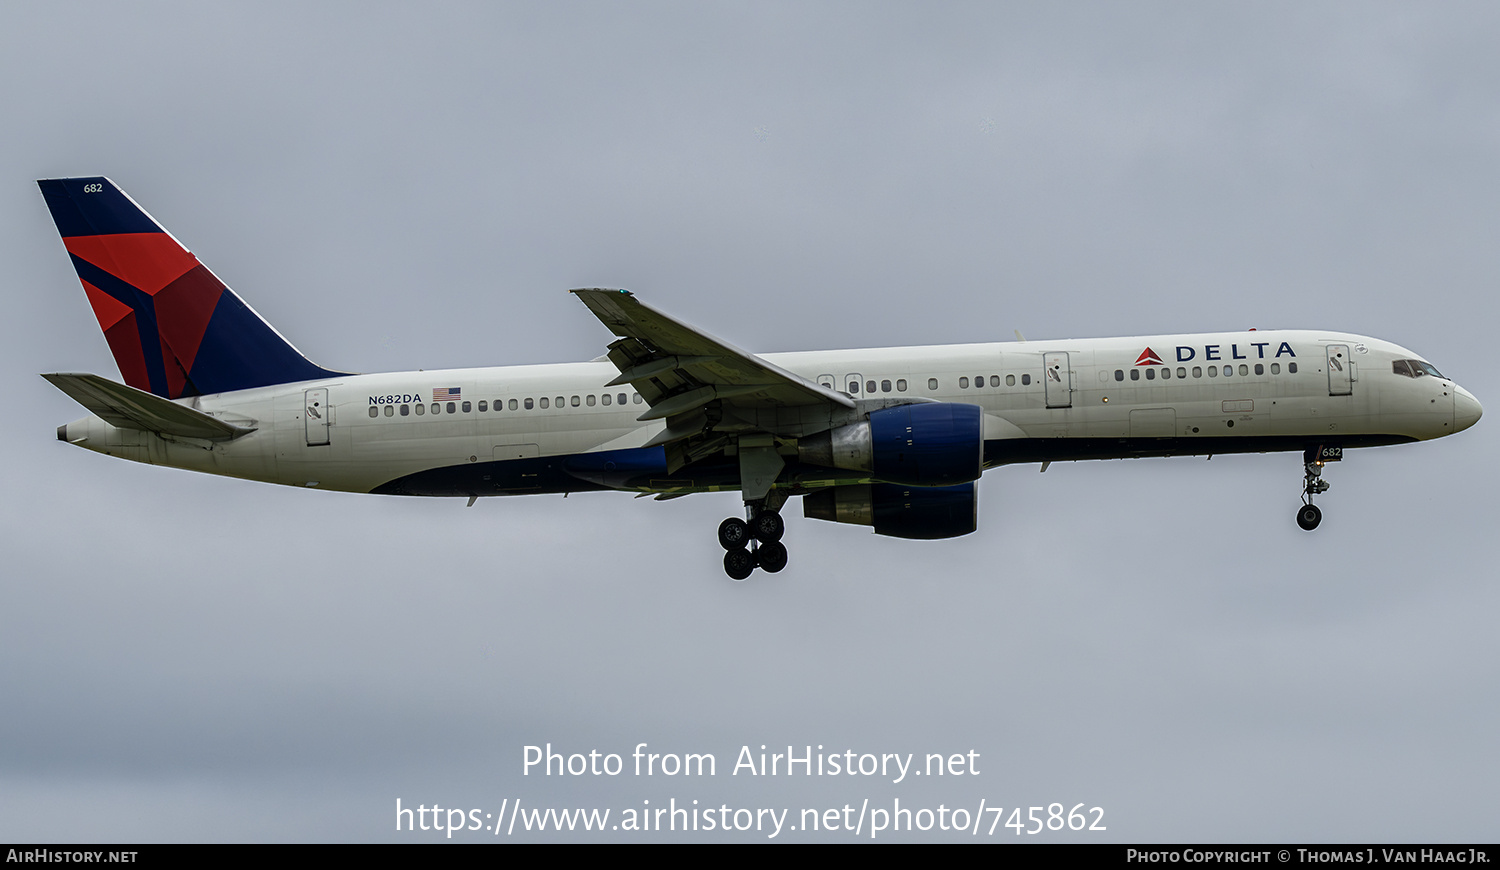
<box><xmin>43</xmin><ymin>372</ymin><xmax>254</xmax><ymax>441</ymax></box>
<box><xmin>571</xmin><ymin>289</ymin><xmax>855</xmax><ymax>441</ymax></box>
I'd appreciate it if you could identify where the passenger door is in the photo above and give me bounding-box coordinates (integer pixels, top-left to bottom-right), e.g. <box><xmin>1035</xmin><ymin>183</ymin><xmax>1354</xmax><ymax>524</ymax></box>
<box><xmin>1326</xmin><ymin>345</ymin><xmax>1352</xmax><ymax>396</ymax></box>
<box><xmin>304</xmin><ymin>388</ymin><xmax>330</xmax><ymax>446</ymax></box>
<box><xmin>1044</xmin><ymin>352</ymin><xmax>1072</xmax><ymax>408</ymax></box>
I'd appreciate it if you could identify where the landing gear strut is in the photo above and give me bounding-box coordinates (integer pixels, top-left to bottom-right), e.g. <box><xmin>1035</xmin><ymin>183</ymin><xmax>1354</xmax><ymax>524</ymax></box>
<box><xmin>1297</xmin><ymin>447</ymin><xmax>1332</xmax><ymax>531</ymax></box>
<box><xmin>719</xmin><ymin>492</ymin><xmax>788</xmax><ymax>579</ymax></box>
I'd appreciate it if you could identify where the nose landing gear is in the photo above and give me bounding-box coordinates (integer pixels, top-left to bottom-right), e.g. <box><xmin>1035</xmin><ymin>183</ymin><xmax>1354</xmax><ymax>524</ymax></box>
<box><xmin>1297</xmin><ymin>446</ymin><xmax>1335</xmax><ymax>531</ymax></box>
<box><xmin>719</xmin><ymin>493</ymin><xmax>788</xmax><ymax>579</ymax></box>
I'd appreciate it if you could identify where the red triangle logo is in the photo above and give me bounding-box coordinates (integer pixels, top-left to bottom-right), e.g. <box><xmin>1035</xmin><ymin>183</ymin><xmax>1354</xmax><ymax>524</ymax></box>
<box><xmin>1134</xmin><ymin>347</ymin><xmax>1163</xmax><ymax>366</ymax></box>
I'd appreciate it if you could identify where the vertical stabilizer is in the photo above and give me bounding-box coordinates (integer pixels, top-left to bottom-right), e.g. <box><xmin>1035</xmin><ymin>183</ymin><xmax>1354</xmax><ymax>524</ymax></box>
<box><xmin>38</xmin><ymin>177</ymin><xmax>340</xmax><ymax>398</ymax></box>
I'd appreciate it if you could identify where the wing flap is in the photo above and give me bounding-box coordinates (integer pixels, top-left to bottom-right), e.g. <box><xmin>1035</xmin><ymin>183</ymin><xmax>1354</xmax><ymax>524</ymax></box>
<box><xmin>43</xmin><ymin>372</ymin><xmax>254</xmax><ymax>441</ymax></box>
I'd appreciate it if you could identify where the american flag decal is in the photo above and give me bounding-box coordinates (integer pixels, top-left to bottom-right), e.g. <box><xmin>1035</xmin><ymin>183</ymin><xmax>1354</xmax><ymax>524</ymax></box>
<box><xmin>433</xmin><ymin>387</ymin><xmax>461</xmax><ymax>401</ymax></box>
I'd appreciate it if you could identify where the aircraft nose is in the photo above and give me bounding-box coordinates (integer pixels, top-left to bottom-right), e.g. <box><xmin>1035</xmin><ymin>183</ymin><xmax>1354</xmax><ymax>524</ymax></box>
<box><xmin>1455</xmin><ymin>386</ymin><xmax>1482</xmax><ymax>433</ymax></box>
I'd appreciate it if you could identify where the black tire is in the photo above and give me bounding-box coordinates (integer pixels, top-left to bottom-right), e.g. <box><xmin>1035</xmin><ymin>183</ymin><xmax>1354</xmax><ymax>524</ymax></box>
<box><xmin>718</xmin><ymin>517</ymin><xmax>749</xmax><ymax>550</ymax></box>
<box><xmin>1296</xmin><ymin>503</ymin><xmax>1322</xmax><ymax>531</ymax></box>
<box><xmin>723</xmin><ymin>548</ymin><xmax>755</xmax><ymax>580</ymax></box>
<box><xmin>750</xmin><ymin>511</ymin><xmax>785</xmax><ymax>543</ymax></box>
<box><xmin>755</xmin><ymin>541</ymin><xmax>788</xmax><ymax>573</ymax></box>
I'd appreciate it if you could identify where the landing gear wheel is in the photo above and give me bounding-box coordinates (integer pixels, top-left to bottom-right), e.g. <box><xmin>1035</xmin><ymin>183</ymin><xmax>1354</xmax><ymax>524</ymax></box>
<box><xmin>749</xmin><ymin>511</ymin><xmax>785</xmax><ymax>543</ymax></box>
<box><xmin>1297</xmin><ymin>503</ymin><xmax>1322</xmax><ymax>531</ymax></box>
<box><xmin>718</xmin><ymin>517</ymin><xmax>749</xmax><ymax>550</ymax></box>
<box><xmin>723</xmin><ymin>548</ymin><xmax>755</xmax><ymax>580</ymax></box>
<box><xmin>755</xmin><ymin>541</ymin><xmax>788</xmax><ymax>573</ymax></box>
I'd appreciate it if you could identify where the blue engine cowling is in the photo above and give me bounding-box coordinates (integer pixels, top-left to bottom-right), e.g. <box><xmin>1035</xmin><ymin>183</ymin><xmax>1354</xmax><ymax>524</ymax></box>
<box><xmin>798</xmin><ymin>402</ymin><xmax>984</xmax><ymax>487</ymax></box>
<box><xmin>803</xmin><ymin>482</ymin><xmax>978</xmax><ymax>540</ymax></box>
<box><xmin>868</xmin><ymin>402</ymin><xmax>983</xmax><ymax>486</ymax></box>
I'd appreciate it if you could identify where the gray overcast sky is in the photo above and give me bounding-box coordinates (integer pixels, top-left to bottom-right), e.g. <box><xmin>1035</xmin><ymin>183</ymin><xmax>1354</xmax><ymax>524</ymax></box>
<box><xmin>2</xmin><ymin>1</ymin><xmax>1496</xmax><ymax>842</ymax></box>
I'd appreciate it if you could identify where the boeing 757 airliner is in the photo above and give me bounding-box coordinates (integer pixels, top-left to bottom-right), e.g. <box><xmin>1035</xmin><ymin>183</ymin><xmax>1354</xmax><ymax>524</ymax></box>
<box><xmin>39</xmin><ymin>177</ymin><xmax>1482</xmax><ymax>579</ymax></box>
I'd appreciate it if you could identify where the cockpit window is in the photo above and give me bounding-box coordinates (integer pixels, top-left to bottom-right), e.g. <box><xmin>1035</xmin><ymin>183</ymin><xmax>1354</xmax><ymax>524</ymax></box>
<box><xmin>1393</xmin><ymin>359</ymin><xmax>1445</xmax><ymax>379</ymax></box>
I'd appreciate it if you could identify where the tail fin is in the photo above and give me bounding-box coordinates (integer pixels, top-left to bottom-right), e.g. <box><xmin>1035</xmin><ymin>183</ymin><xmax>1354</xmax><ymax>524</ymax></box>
<box><xmin>38</xmin><ymin>177</ymin><xmax>340</xmax><ymax>398</ymax></box>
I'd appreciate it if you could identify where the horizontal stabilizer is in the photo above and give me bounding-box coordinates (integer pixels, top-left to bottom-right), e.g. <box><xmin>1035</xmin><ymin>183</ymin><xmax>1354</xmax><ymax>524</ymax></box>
<box><xmin>43</xmin><ymin>372</ymin><xmax>254</xmax><ymax>441</ymax></box>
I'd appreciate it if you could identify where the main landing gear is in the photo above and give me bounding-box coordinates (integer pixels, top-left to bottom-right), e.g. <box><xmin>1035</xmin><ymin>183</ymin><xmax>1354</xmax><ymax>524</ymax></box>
<box><xmin>1297</xmin><ymin>446</ymin><xmax>1334</xmax><ymax>531</ymax></box>
<box><xmin>718</xmin><ymin>494</ymin><xmax>788</xmax><ymax>580</ymax></box>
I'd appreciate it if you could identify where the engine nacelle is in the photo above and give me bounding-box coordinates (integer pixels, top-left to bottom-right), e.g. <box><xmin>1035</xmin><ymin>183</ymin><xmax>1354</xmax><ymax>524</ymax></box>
<box><xmin>798</xmin><ymin>402</ymin><xmax>983</xmax><ymax>486</ymax></box>
<box><xmin>803</xmin><ymin>482</ymin><xmax>977</xmax><ymax>540</ymax></box>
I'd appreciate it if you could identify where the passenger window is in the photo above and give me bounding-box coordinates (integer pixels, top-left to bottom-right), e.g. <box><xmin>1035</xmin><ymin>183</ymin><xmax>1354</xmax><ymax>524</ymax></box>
<box><xmin>447</xmin><ymin>402</ymin><xmax>456</xmax><ymax>413</ymax></box>
<box><xmin>1161</xmin><ymin>367</ymin><xmax>1171</xmax><ymax>379</ymax></box>
<box><xmin>1289</xmin><ymin>362</ymin><xmax>1298</xmax><ymax>374</ymax></box>
<box><xmin>848</xmin><ymin>380</ymin><xmax>860</xmax><ymax>393</ymax></box>
<box><xmin>368</xmin><ymin>406</ymin><xmax>378</xmax><ymax>418</ymax></box>
<box><xmin>620</xmin><ymin>393</ymin><xmax>629</xmax><ymax>405</ymax></box>
<box><xmin>509</xmin><ymin>399</ymin><xmax>519</xmax><ymax>410</ymax></box>
<box><xmin>1254</xmin><ymin>364</ymin><xmax>1263</xmax><ymax>375</ymax></box>
<box><xmin>1021</xmin><ymin>374</ymin><xmax>1031</xmax><ymax>385</ymax></box>
<box><xmin>523</xmin><ymin>398</ymin><xmax>533</xmax><ymax>410</ymax></box>
<box><xmin>866</xmin><ymin>380</ymin><xmax>877</xmax><ymax>394</ymax></box>
<box><xmin>1208</xmin><ymin>366</ymin><xmax>1218</xmax><ymax>378</ymax></box>
<box><xmin>415</xmin><ymin>403</ymin><xmax>425</xmax><ymax>415</ymax></box>
<box><xmin>975</xmin><ymin>374</ymin><xmax>985</xmax><ymax>386</ymax></box>
<box><xmin>586</xmin><ymin>395</ymin><xmax>596</xmax><ymax>406</ymax></box>
<box><xmin>1192</xmin><ymin>366</ymin><xmax>1202</xmax><ymax>378</ymax></box>
<box><xmin>462</xmin><ymin>401</ymin><xmax>472</xmax><ymax>412</ymax></box>
<box><xmin>1176</xmin><ymin>367</ymin><xmax>1186</xmax><ymax>378</ymax></box>
<box><xmin>430</xmin><ymin>403</ymin><xmax>439</xmax><ymax>415</ymax></box>
<box><xmin>881</xmin><ymin>379</ymin><xmax>892</xmax><ymax>393</ymax></box>
<box><xmin>1271</xmin><ymin>364</ymin><xmax>1280</xmax><ymax>375</ymax></box>
<box><xmin>1238</xmin><ymin>365</ymin><xmax>1248</xmax><ymax>376</ymax></box>
<box><xmin>959</xmin><ymin>377</ymin><xmax>970</xmax><ymax>388</ymax></box>
<box><xmin>928</xmin><ymin>378</ymin><xmax>938</xmax><ymax>390</ymax></box>
<box><xmin>990</xmin><ymin>375</ymin><xmax>1000</xmax><ymax>387</ymax></box>
<box><xmin>1145</xmin><ymin>368</ymin><xmax>1156</xmax><ymax>380</ymax></box>
<box><xmin>556</xmin><ymin>397</ymin><xmax>564</xmax><ymax>408</ymax></box>
<box><xmin>1114</xmin><ymin>370</ymin><xmax>1123</xmax><ymax>381</ymax></box>
<box><xmin>897</xmin><ymin>379</ymin><xmax>907</xmax><ymax>391</ymax></box>
<box><xmin>632</xmin><ymin>394</ymin><xmax>642</xmax><ymax>404</ymax></box>
<box><xmin>571</xmin><ymin>396</ymin><xmax>580</xmax><ymax>407</ymax></box>
<box><xmin>1223</xmin><ymin>366</ymin><xmax>1232</xmax><ymax>377</ymax></box>
<box><xmin>400</xmin><ymin>404</ymin><xmax>410</xmax><ymax>416</ymax></box>
<box><xmin>384</xmin><ymin>405</ymin><xmax>394</xmax><ymax>417</ymax></box>
<box><xmin>601</xmin><ymin>393</ymin><xmax>611</xmax><ymax>405</ymax></box>
<box><xmin>1007</xmin><ymin>374</ymin><xmax>1016</xmax><ymax>386</ymax></box>
<box><xmin>1130</xmin><ymin>369</ymin><xmax>1140</xmax><ymax>381</ymax></box>
<box><xmin>478</xmin><ymin>401</ymin><xmax>487</xmax><ymax>412</ymax></box>
<box><xmin>538</xmin><ymin>397</ymin><xmax>548</xmax><ymax>409</ymax></box>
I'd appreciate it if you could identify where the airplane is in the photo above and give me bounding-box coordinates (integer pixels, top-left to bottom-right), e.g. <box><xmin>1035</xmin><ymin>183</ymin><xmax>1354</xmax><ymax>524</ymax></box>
<box><xmin>39</xmin><ymin>177</ymin><xmax>1483</xmax><ymax>580</ymax></box>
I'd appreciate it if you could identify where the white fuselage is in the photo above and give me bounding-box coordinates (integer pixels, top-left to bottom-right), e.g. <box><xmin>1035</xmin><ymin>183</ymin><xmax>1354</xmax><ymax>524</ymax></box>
<box><xmin>58</xmin><ymin>329</ymin><xmax>1481</xmax><ymax>497</ymax></box>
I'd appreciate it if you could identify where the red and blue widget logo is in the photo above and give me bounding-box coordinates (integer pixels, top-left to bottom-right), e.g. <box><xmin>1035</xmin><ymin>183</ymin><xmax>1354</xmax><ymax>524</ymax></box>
<box><xmin>1133</xmin><ymin>347</ymin><xmax>1164</xmax><ymax>366</ymax></box>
